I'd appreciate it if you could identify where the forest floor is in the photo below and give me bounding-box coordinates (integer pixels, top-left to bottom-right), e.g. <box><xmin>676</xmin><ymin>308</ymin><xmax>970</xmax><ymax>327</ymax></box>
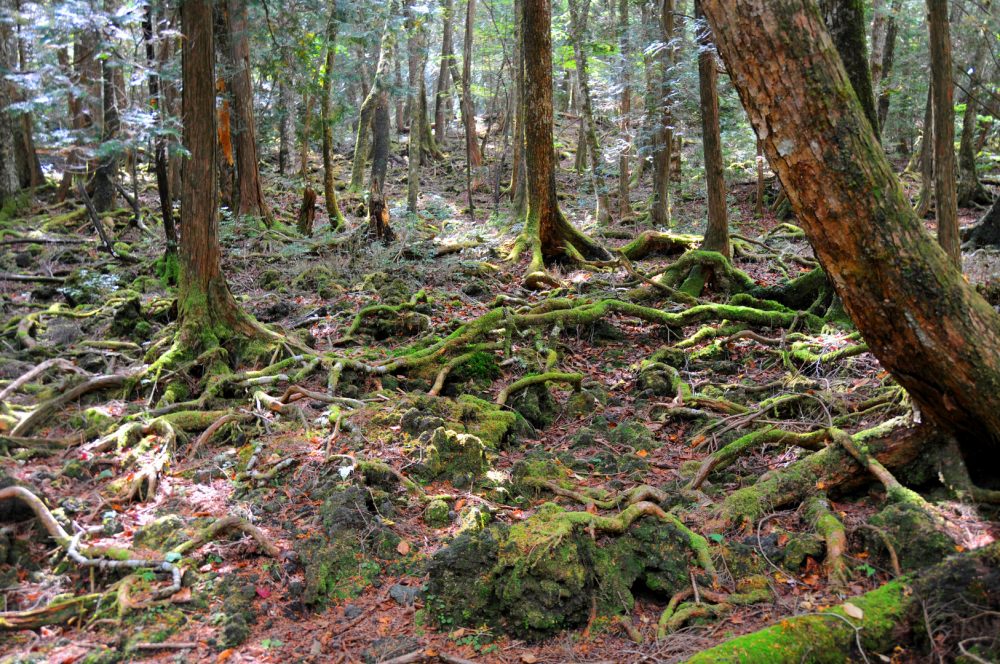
<box><xmin>1</xmin><ymin>127</ymin><xmax>999</xmax><ymax>663</ymax></box>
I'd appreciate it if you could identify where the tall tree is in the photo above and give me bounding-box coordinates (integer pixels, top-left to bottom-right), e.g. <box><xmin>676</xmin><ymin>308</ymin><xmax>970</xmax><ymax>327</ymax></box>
<box><xmin>91</xmin><ymin>25</ymin><xmax>120</xmax><ymax>212</ymax></box>
<box><xmin>616</xmin><ymin>0</ymin><xmax>632</xmax><ymax>220</ymax></box>
<box><xmin>321</xmin><ymin>2</ymin><xmax>346</xmax><ymax>230</ymax></box>
<box><xmin>649</xmin><ymin>0</ymin><xmax>675</xmax><ymax>227</ymax></box>
<box><xmin>176</xmin><ymin>0</ymin><xmax>274</xmax><ymax>346</ymax></box>
<box><xmin>350</xmin><ymin>19</ymin><xmax>394</xmax><ymax>192</ymax></box>
<box><xmin>143</xmin><ymin>3</ymin><xmax>176</xmax><ymax>257</ymax></box>
<box><xmin>450</xmin><ymin>0</ymin><xmax>483</xmax><ymax>192</ymax></box>
<box><xmin>568</xmin><ymin>0</ymin><xmax>612</xmax><ymax>224</ymax></box>
<box><xmin>514</xmin><ymin>0</ymin><xmax>609</xmax><ymax>288</ymax></box>
<box><xmin>406</xmin><ymin>0</ymin><xmax>428</xmax><ymax>213</ymax></box>
<box><xmin>699</xmin><ymin>0</ymin><xmax>1000</xmax><ymax>451</ymax></box>
<box><xmin>433</xmin><ymin>0</ymin><xmax>454</xmax><ymax>144</ymax></box>
<box><xmin>927</xmin><ymin>0</ymin><xmax>959</xmax><ymax>265</ymax></box>
<box><xmin>0</xmin><ymin>0</ymin><xmax>22</xmax><ymax>208</ymax></box>
<box><xmin>871</xmin><ymin>0</ymin><xmax>903</xmax><ymax>130</ymax></box>
<box><xmin>695</xmin><ymin>0</ymin><xmax>728</xmax><ymax>258</ymax></box>
<box><xmin>225</xmin><ymin>0</ymin><xmax>273</xmax><ymax>225</ymax></box>
<box><xmin>508</xmin><ymin>0</ymin><xmax>526</xmax><ymax>217</ymax></box>
<box><xmin>820</xmin><ymin>0</ymin><xmax>879</xmax><ymax>140</ymax></box>
<box><xmin>956</xmin><ymin>6</ymin><xmax>993</xmax><ymax>207</ymax></box>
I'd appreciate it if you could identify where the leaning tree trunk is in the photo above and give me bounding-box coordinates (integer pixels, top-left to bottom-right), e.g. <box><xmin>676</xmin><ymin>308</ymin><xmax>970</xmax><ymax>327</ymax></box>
<box><xmin>695</xmin><ymin>0</ymin><xmax>728</xmax><ymax>258</ymax></box>
<box><xmin>515</xmin><ymin>0</ymin><xmax>609</xmax><ymax>289</ymax></box>
<box><xmin>568</xmin><ymin>0</ymin><xmax>612</xmax><ymax>225</ymax></box>
<box><xmin>820</xmin><ymin>0</ymin><xmax>879</xmax><ymax>141</ymax></box>
<box><xmin>225</xmin><ymin>0</ymin><xmax>273</xmax><ymax>226</ymax></box>
<box><xmin>351</xmin><ymin>23</ymin><xmax>393</xmax><ymax>192</ymax></box>
<box><xmin>927</xmin><ymin>0</ymin><xmax>959</xmax><ymax>265</ymax></box>
<box><xmin>699</xmin><ymin>0</ymin><xmax>1000</xmax><ymax>453</ymax></box>
<box><xmin>963</xmin><ymin>195</ymin><xmax>1000</xmax><ymax>249</ymax></box>
<box><xmin>649</xmin><ymin>0</ymin><xmax>674</xmax><ymax>227</ymax></box>
<box><xmin>178</xmin><ymin>0</ymin><xmax>271</xmax><ymax>345</ymax></box>
<box><xmin>321</xmin><ymin>4</ymin><xmax>346</xmax><ymax>230</ymax></box>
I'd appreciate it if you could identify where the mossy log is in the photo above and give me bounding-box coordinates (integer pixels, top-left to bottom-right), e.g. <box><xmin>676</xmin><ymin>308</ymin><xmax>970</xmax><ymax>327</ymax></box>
<box><xmin>620</xmin><ymin>230</ymin><xmax>699</xmax><ymax>260</ymax></box>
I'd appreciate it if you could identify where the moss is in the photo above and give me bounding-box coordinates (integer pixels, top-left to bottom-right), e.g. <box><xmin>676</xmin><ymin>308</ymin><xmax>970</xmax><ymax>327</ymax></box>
<box><xmin>153</xmin><ymin>252</ymin><xmax>180</xmax><ymax>287</ymax></box>
<box><xmin>509</xmin><ymin>383</ymin><xmax>557</xmax><ymax>428</ymax></box>
<box><xmin>417</xmin><ymin>427</ymin><xmax>489</xmax><ymax>486</ymax></box>
<box><xmin>61</xmin><ymin>459</ymin><xmax>89</xmax><ymax>480</ymax></box>
<box><xmin>608</xmin><ymin>420</ymin><xmax>657</xmax><ymax>450</ymax></box>
<box><xmin>865</xmin><ymin>502</ymin><xmax>955</xmax><ymax>572</ymax></box>
<box><xmin>133</xmin><ymin>515</ymin><xmax>191</xmax><ymax>551</ymax></box>
<box><xmin>300</xmin><ymin>536</ymin><xmax>382</xmax><ymax>603</ymax></box>
<box><xmin>293</xmin><ymin>265</ymin><xmax>342</xmax><ymax>299</ymax></box>
<box><xmin>423</xmin><ymin>499</ymin><xmax>451</xmax><ymax>527</ymax></box>
<box><xmin>449</xmin><ymin>350</ymin><xmax>500</xmax><ymax>381</ymax></box>
<box><xmin>259</xmin><ymin>269</ymin><xmax>284</xmax><ymax>291</ymax></box>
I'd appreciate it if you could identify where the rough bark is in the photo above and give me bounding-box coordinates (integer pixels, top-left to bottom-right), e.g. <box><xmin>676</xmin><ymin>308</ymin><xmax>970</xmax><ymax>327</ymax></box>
<box><xmin>406</xmin><ymin>0</ymin><xmax>427</xmax><ymax>213</ymax></box>
<box><xmin>927</xmin><ymin>0</ymin><xmax>959</xmax><ymax>265</ymax></box>
<box><xmin>695</xmin><ymin>0</ymin><xmax>728</xmax><ymax>258</ymax></box>
<box><xmin>963</xmin><ymin>195</ymin><xmax>1000</xmax><ymax>249</ymax></box>
<box><xmin>321</xmin><ymin>4</ymin><xmax>346</xmax><ymax>229</ymax></box>
<box><xmin>568</xmin><ymin>0</ymin><xmax>611</xmax><ymax>224</ymax></box>
<box><xmin>90</xmin><ymin>55</ymin><xmax>119</xmax><ymax>212</ymax></box>
<box><xmin>10</xmin><ymin>3</ymin><xmax>42</xmax><ymax>191</ymax></box>
<box><xmin>820</xmin><ymin>0</ymin><xmax>879</xmax><ymax>140</ymax></box>
<box><xmin>914</xmin><ymin>84</ymin><xmax>933</xmax><ymax>217</ymax></box>
<box><xmin>351</xmin><ymin>22</ymin><xmax>393</xmax><ymax>192</ymax></box>
<box><xmin>508</xmin><ymin>0</ymin><xmax>526</xmax><ymax>218</ymax></box>
<box><xmin>178</xmin><ymin>0</ymin><xmax>265</xmax><ymax>342</ymax></box>
<box><xmin>874</xmin><ymin>0</ymin><xmax>903</xmax><ymax>131</ymax></box>
<box><xmin>225</xmin><ymin>0</ymin><xmax>273</xmax><ymax>226</ymax></box>
<box><xmin>956</xmin><ymin>16</ymin><xmax>992</xmax><ymax>207</ymax></box>
<box><xmin>0</xmin><ymin>4</ymin><xmax>22</xmax><ymax>207</ymax></box>
<box><xmin>699</xmin><ymin>0</ymin><xmax>1000</xmax><ymax>451</ymax></box>
<box><xmin>517</xmin><ymin>0</ymin><xmax>609</xmax><ymax>287</ymax></box>
<box><xmin>649</xmin><ymin>0</ymin><xmax>674</xmax><ymax>227</ymax></box>
<box><xmin>434</xmin><ymin>0</ymin><xmax>454</xmax><ymax>144</ymax></box>
<box><xmin>451</xmin><ymin>0</ymin><xmax>483</xmax><ymax>189</ymax></box>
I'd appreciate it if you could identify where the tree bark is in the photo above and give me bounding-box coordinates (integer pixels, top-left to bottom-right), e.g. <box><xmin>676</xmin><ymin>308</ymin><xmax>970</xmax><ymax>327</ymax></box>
<box><xmin>517</xmin><ymin>0</ymin><xmax>609</xmax><ymax>288</ymax></box>
<box><xmin>451</xmin><ymin>0</ymin><xmax>483</xmax><ymax>190</ymax></box>
<box><xmin>820</xmin><ymin>0</ymin><xmax>879</xmax><ymax>141</ymax></box>
<box><xmin>300</xmin><ymin>90</ymin><xmax>312</xmax><ymax>179</ymax></box>
<box><xmin>434</xmin><ymin>0</ymin><xmax>454</xmax><ymax>144</ymax></box>
<box><xmin>11</xmin><ymin>1</ymin><xmax>42</xmax><ymax>191</ymax></box>
<box><xmin>277</xmin><ymin>78</ymin><xmax>294</xmax><ymax>175</ymax></box>
<box><xmin>406</xmin><ymin>0</ymin><xmax>427</xmax><ymax>213</ymax></box>
<box><xmin>617</xmin><ymin>0</ymin><xmax>632</xmax><ymax>220</ymax></box>
<box><xmin>90</xmin><ymin>56</ymin><xmax>119</xmax><ymax>212</ymax></box>
<box><xmin>956</xmin><ymin>12</ymin><xmax>992</xmax><ymax>208</ymax></box>
<box><xmin>914</xmin><ymin>83</ymin><xmax>934</xmax><ymax>217</ymax></box>
<box><xmin>178</xmin><ymin>0</ymin><xmax>264</xmax><ymax>343</ymax></box>
<box><xmin>874</xmin><ymin>0</ymin><xmax>903</xmax><ymax>131</ymax></box>
<box><xmin>143</xmin><ymin>4</ymin><xmax>176</xmax><ymax>255</ymax></box>
<box><xmin>0</xmin><ymin>2</ymin><xmax>22</xmax><ymax>208</ymax></box>
<box><xmin>321</xmin><ymin>4</ymin><xmax>346</xmax><ymax>230</ymax></box>
<box><xmin>568</xmin><ymin>0</ymin><xmax>611</xmax><ymax>224</ymax></box>
<box><xmin>508</xmin><ymin>0</ymin><xmax>526</xmax><ymax>218</ymax></box>
<box><xmin>649</xmin><ymin>0</ymin><xmax>674</xmax><ymax>227</ymax></box>
<box><xmin>695</xmin><ymin>0</ymin><xmax>729</xmax><ymax>258</ymax></box>
<box><xmin>699</xmin><ymin>0</ymin><xmax>1000</xmax><ymax>450</ymax></box>
<box><xmin>351</xmin><ymin>22</ymin><xmax>393</xmax><ymax>192</ymax></box>
<box><xmin>927</xmin><ymin>0</ymin><xmax>959</xmax><ymax>265</ymax></box>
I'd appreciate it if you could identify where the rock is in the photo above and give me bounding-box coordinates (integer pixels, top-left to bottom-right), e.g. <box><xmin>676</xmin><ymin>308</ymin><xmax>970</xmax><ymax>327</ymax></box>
<box><xmin>61</xmin><ymin>459</ymin><xmax>90</xmax><ymax>480</ymax></box>
<box><xmin>133</xmin><ymin>514</ymin><xmax>190</xmax><ymax>551</ymax></box>
<box><xmin>14</xmin><ymin>251</ymin><xmax>31</xmax><ymax>268</ymax></box>
<box><xmin>423</xmin><ymin>499</ymin><xmax>451</xmax><ymax>527</ymax></box>
<box><xmin>865</xmin><ymin>502</ymin><xmax>955</xmax><ymax>571</ymax></box>
<box><xmin>417</xmin><ymin>427</ymin><xmax>489</xmax><ymax>486</ymax></box>
<box><xmin>343</xmin><ymin>604</ymin><xmax>363</xmax><ymax>619</ymax></box>
<box><xmin>510</xmin><ymin>384</ymin><xmax>557</xmax><ymax>428</ymax></box>
<box><xmin>389</xmin><ymin>583</ymin><xmax>420</xmax><ymax>606</ymax></box>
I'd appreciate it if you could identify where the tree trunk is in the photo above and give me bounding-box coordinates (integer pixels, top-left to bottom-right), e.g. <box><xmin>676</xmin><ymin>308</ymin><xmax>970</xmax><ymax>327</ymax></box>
<box><xmin>699</xmin><ymin>0</ymin><xmax>1000</xmax><ymax>451</ymax></box>
<box><xmin>874</xmin><ymin>0</ymin><xmax>903</xmax><ymax>131</ymax></box>
<box><xmin>517</xmin><ymin>0</ymin><xmax>609</xmax><ymax>288</ymax></box>
<box><xmin>649</xmin><ymin>0</ymin><xmax>674</xmax><ymax>227</ymax></box>
<box><xmin>819</xmin><ymin>0</ymin><xmax>879</xmax><ymax>141</ymax></box>
<box><xmin>11</xmin><ymin>3</ymin><xmax>42</xmax><ymax>191</ymax></box>
<box><xmin>406</xmin><ymin>0</ymin><xmax>427</xmax><ymax>213</ymax></box>
<box><xmin>0</xmin><ymin>2</ymin><xmax>20</xmax><ymax>207</ymax></box>
<box><xmin>321</xmin><ymin>4</ymin><xmax>345</xmax><ymax>230</ymax></box>
<box><xmin>508</xmin><ymin>0</ymin><xmax>526</xmax><ymax>218</ymax></box>
<box><xmin>178</xmin><ymin>0</ymin><xmax>264</xmax><ymax>343</ymax></box>
<box><xmin>963</xmin><ymin>195</ymin><xmax>1000</xmax><ymax>249</ymax></box>
<box><xmin>143</xmin><ymin>4</ymin><xmax>176</xmax><ymax>256</ymax></box>
<box><xmin>927</xmin><ymin>0</ymin><xmax>959</xmax><ymax>265</ymax></box>
<box><xmin>300</xmin><ymin>90</ymin><xmax>312</xmax><ymax>179</ymax></box>
<box><xmin>450</xmin><ymin>0</ymin><xmax>483</xmax><ymax>189</ymax></box>
<box><xmin>418</xmin><ymin>77</ymin><xmax>443</xmax><ymax>160</ymax></box>
<box><xmin>277</xmin><ymin>77</ymin><xmax>294</xmax><ymax>175</ymax></box>
<box><xmin>90</xmin><ymin>56</ymin><xmax>119</xmax><ymax>212</ymax></box>
<box><xmin>617</xmin><ymin>0</ymin><xmax>632</xmax><ymax>220</ymax></box>
<box><xmin>434</xmin><ymin>0</ymin><xmax>454</xmax><ymax>144</ymax></box>
<box><xmin>225</xmin><ymin>0</ymin><xmax>273</xmax><ymax>226</ymax></box>
<box><xmin>568</xmin><ymin>0</ymin><xmax>611</xmax><ymax>224</ymax></box>
<box><xmin>351</xmin><ymin>24</ymin><xmax>393</xmax><ymax>192</ymax></box>
<box><xmin>956</xmin><ymin>16</ymin><xmax>992</xmax><ymax>207</ymax></box>
<box><xmin>914</xmin><ymin>84</ymin><xmax>934</xmax><ymax>217</ymax></box>
<box><xmin>695</xmin><ymin>0</ymin><xmax>729</xmax><ymax>258</ymax></box>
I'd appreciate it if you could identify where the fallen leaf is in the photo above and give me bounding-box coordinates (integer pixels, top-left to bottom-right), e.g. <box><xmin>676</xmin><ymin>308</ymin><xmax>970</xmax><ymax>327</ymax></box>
<box><xmin>397</xmin><ymin>540</ymin><xmax>410</xmax><ymax>555</ymax></box>
<box><xmin>842</xmin><ymin>602</ymin><xmax>864</xmax><ymax>620</ymax></box>
<box><xmin>256</xmin><ymin>586</ymin><xmax>272</xmax><ymax>599</ymax></box>
<box><xmin>217</xmin><ymin>649</ymin><xmax>235</xmax><ymax>663</ymax></box>
<box><xmin>521</xmin><ymin>654</ymin><xmax>539</xmax><ymax>663</ymax></box>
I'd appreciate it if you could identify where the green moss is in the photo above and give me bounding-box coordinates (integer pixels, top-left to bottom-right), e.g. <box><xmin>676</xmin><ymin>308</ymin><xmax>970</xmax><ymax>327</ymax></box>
<box><xmin>424</xmin><ymin>499</ymin><xmax>451</xmax><ymax>527</ymax></box>
<box><xmin>133</xmin><ymin>515</ymin><xmax>191</xmax><ymax>551</ymax></box>
<box><xmin>418</xmin><ymin>427</ymin><xmax>489</xmax><ymax>486</ymax></box>
<box><xmin>153</xmin><ymin>252</ymin><xmax>180</xmax><ymax>287</ymax></box>
<box><xmin>450</xmin><ymin>351</ymin><xmax>500</xmax><ymax>381</ymax></box>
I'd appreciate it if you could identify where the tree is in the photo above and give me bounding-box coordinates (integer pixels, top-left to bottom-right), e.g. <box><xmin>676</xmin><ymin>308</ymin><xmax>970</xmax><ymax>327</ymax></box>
<box><xmin>450</xmin><ymin>0</ymin><xmax>483</xmax><ymax>193</ymax></box>
<box><xmin>143</xmin><ymin>3</ymin><xmax>176</xmax><ymax>257</ymax></box>
<box><xmin>0</xmin><ymin>0</ymin><xmax>22</xmax><ymax>208</ymax></box>
<box><xmin>819</xmin><ymin>0</ymin><xmax>879</xmax><ymax>140</ymax></box>
<box><xmin>695</xmin><ymin>0</ymin><xmax>728</xmax><ymax>258</ymax></box>
<box><xmin>955</xmin><ymin>4</ymin><xmax>993</xmax><ymax>207</ymax></box>
<box><xmin>405</xmin><ymin>0</ymin><xmax>428</xmax><ymax>213</ymax></box>
<box><xmin>224</xmin><ymin>0</ymin><xmax>273</xmax><ymax>226</ymax></box>
<box><xmin>698</xmin><ymin>0</ymin><xmax>1000</xmax><ymax>452</ymax></box>
<box><xmin>433</xmin><ymin>0</ymin><xmax>454</xmax><ymax>144</ymax></box>
<box><xmin>350</xmin><ymin>18</ymin><xmax>393</xmax><ymax>193</ymax></box>
<box><xmin>567</xmin><ymin>0</ymin><xmax>611</xmax><ymax>224</ymax></box>
<box><xmin>616</xmin><ymin>0</ymin><xmax>632</xmax><ymax>220</ymax></box>
<box><xmin>321</xmin><ymin>2</ymin><xmax>346</xmax><ymax>230</ymax></box>
<box><xmin>927</xmin><ymin>0</ymin><xmax>959</xmax><ymax>265</ymax></box>
<box><xmin>513</xmin><ymin>0</ymin><xmax>610</xmax><ymax>289</ymax></box>
<box><xmin>175</xmin><ymin>0</ymin><xmax>275</xmax><ymax>349</ymax></box>
<box><xmin>649</xmin><ymin>0</ymin><xmax>674</xmax><ymax>227</ymax></box>
<box><xmin>870</xmin><ymin>0</ymin><xmax>903</xmax><ymax>131</ymax></box>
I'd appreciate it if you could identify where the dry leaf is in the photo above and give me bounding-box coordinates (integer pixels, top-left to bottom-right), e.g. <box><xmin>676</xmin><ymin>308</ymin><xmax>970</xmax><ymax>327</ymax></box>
<box><xmin>521</xmin><ymin>654</ymin><xmax>539</xmax><ymax>663</ymax></box>
<box><xmin>217</xmin><ymin>649</ymin><xmax>235</xmax><ymax>663</ymax></box>
<box><xmin>842</xmin><ymin>602</ymin><xmax>864</xmax><ymax>620</ymax></box>
<box><xmin>397</xmin><ymin>540</ymin><xmax>410</xmax><ymax>555</ymax></box>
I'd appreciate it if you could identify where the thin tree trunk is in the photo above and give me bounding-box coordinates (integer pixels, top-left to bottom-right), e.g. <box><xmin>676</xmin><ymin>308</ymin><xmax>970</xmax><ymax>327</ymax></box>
<box><xmin>617</xmin><ymin>0</ymin><xmax>632</xmax><ymax>220</ymax></box>
<box><xmin>568</xmin><ymin>0</ymin><xmax>611</xmax><ymax>224</ymax></box>
<box><xmin>450</xmin><ymin>0</ymin><xmax>483</xmax><ymax>190</ymax></box>
<box><xmin>914</xmin><ymin>83</ymin><xmax>934</xmax><ymax>217</ymax></box>
<box><xmin>300</xmin><ymin>90</ymin><xmax>312</xmax><ymax>179</ymax></box>
<box><xmin>509</xmin><ymin>0</ymin><xmax>526</xmax><ymax>217</ymax></box>
<box><xmin>143</xmin><ymin>3</ymin><xmax>176</xmax><ymax>255</ymax></box>
<box><xmin>91</xmin><ymin>55</ymin><xmax>119</xmax><ymax>212</ymax></box>
<box><xmin>12</xmin><ymin>1</ymin><xmax>42</xmax><ymax>190</ymax></box>
<box><xmin>820</xmin><ymin>0</ymin><xmax>879</xmax><ymax>141</ymax></box>
<box><xmin>0</xmin><ymin>1</ymin><xmax>21</xmax><ymax>207</ymax></box>
<box><xmin>406</xmin><ymin>0</ymin><xmax>428</xmax><ymax>213</ymax></box>
<box><xmin>434</xmin><ymin>0</ymin><xmax>454</xmax><ymax>144</ymax></box>
<box><xmin>956</xmin><ymin>12</ymin><xmax>992</xmax><ymax>207</ymax></box>
<box><xmin>927</xmin><ymin>0</ymin><xmax>959</xmax><ymax>265</ymax></box>
<box><xmin>351</xmin><ymin>24</ymin><xmax>393</xmax><ymax>192</ymax></box>
<box><xmin>650</xmin><ymin>0</ymin><xmax>674</xmax><ymax>227</ymax></box>
<box><xmin>754</xmin><ymin>139</ymin><xmax>765</xmax><ymax>218</ymax></box>
<box><xmin>695</xmin><ymin>0</ymin><xmax>728</xmax><ymax>257</ymax></box>
<box><xmin>321</xmin><ymin>4</ymin><xmax>345</xmax><ymax>229</ymax></box>
<box><xmin>225</xmin><ymin>0</ymin><xmax>273</xmax><ymax>225</ymax></box>
<box><xmin>700</xmin><ymin>0</ymin><xmax>1000</xmax><ymax>448</ymax></box>
<box><xmin>875</xmin><ymin>0</ymin><xmax>903</xmax><ymax>131</ymax></box>
<box><xmin>277</xmin><ymin>78</ymin><xmax>294</xmax><ymax>175</ymax></box>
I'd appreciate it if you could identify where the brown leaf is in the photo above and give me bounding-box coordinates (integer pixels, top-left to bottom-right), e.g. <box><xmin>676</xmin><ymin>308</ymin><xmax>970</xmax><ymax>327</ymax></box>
<box><xmin>397</xmin><ymin>540</ymin><xmax>410</xmax><ymax>555</ymax></box>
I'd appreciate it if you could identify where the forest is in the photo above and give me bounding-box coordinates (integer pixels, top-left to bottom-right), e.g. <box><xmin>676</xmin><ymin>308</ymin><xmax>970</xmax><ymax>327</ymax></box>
<box><xmin>0</xmin><ymin>0</ymin><xmax>998</xmax><ymax>661</ymax></box>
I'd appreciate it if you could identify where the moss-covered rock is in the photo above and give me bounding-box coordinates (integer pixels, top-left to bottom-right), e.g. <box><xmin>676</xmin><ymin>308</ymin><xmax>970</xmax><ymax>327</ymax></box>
<box><xmin>416</xmin><ymin>427</ymin><xmax>488</xmax><ymax>486</ymax></box>
<box><xmin>509</xmin><ymin>384</ymin><xmax>557</xmax><ymax>428</ymax></box>
<box><xmin>399</xmin><ymin>394</ymin><xmax>531</xmax><ymax>451</ymax></box>
<box><xmin>865</xmin><ymin>502</ymin><xmax>955</xmax><ymax>571</ymax></box>
<box><xmin>423</xmin><ymin>499</ymin><xmax>451</xmax><ymax>527</ymax></box>
<box><xmin>293</xmin><ymin>265</ymin><xmax>342</xmax><ymax>299</ymax></box>
<box><xmin>426</xmin><ymin>503</ymin><xmax>693</xmax><ymax>639</ymax></box>
<box><xmin>132</xmin><ymin>515</ymin><xmax>190</xmax><ymax>551</ymax></box>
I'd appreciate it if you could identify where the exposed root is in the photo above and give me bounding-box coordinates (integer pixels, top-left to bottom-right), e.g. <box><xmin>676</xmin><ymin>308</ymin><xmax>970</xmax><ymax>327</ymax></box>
<box><xmin>11</xmin><ymin>373</ymin><xmax>131</xmax><ymax>437</ymax></box>
<box><xmin>496</xmin><ymin>371</ymin><xmax>583</xmax><ymax>407</ymax></box>
<box><xmin>804</xmin><ymin>494</ymin><xmax>849</xmax><ymax>587</ymax></box>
